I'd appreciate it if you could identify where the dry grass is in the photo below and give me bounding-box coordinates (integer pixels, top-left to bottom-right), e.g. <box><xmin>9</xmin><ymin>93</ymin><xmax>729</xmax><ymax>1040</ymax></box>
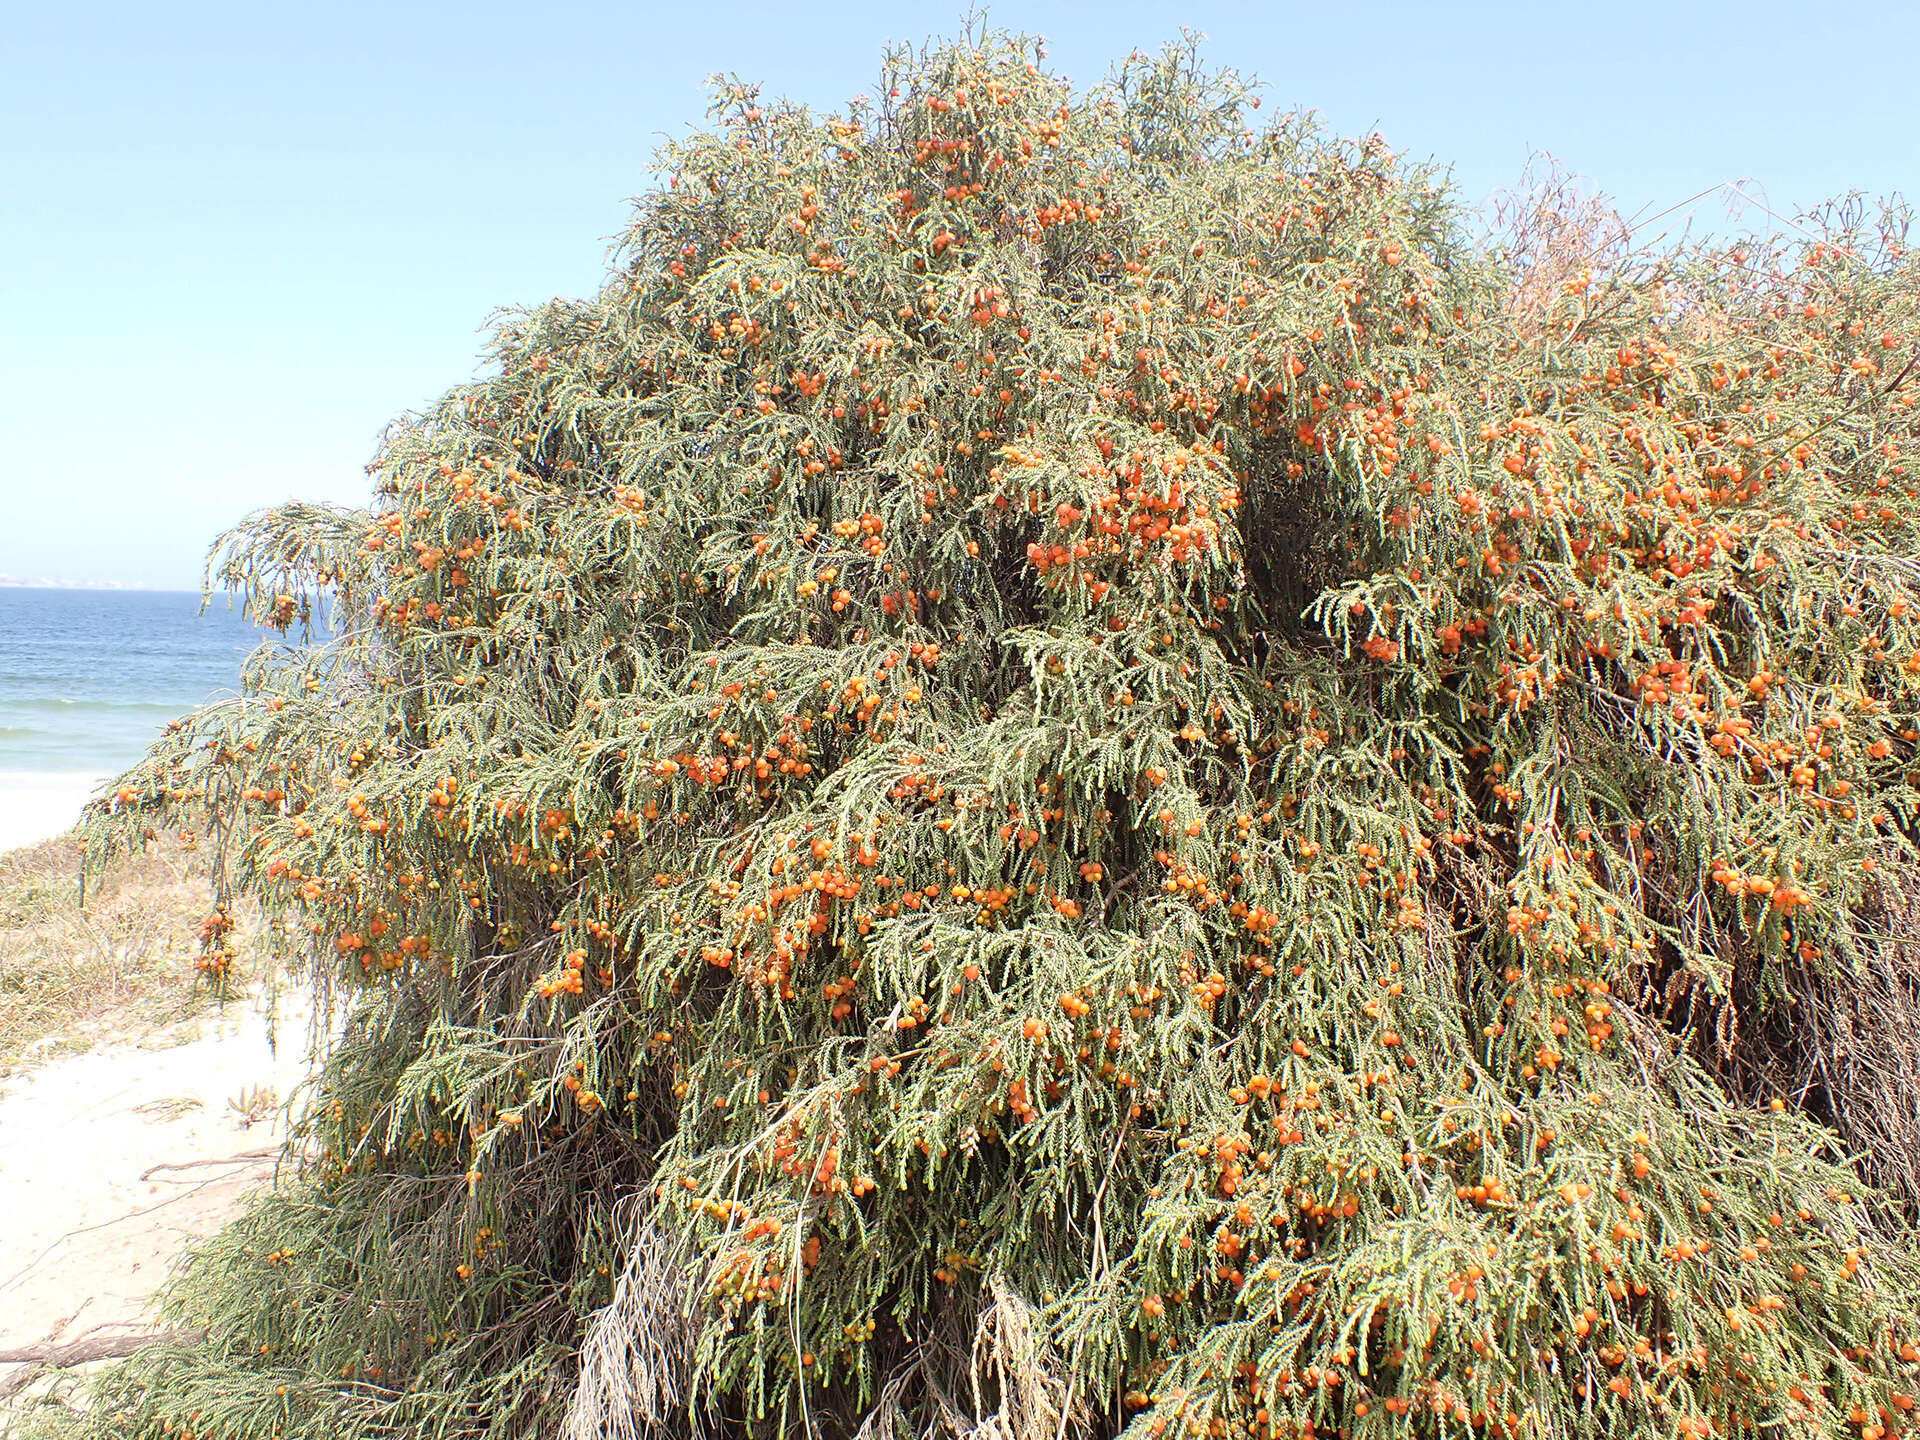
<box><xmin>0</xmin><ymin>831</ymin><xmax>233</xmax><ymax>1077</ymax></box>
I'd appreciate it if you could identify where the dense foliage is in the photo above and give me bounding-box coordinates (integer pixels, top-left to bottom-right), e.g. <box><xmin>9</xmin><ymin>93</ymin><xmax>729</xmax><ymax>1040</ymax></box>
<box><xmin>62</xmin><ymin>26</ymin><xmax>1920</xmax><ymax>1440</ymax></box>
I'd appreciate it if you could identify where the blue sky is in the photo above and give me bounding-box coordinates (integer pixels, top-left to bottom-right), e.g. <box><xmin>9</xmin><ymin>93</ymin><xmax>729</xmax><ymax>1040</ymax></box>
<box><xmin>3</xmin><ymin>1</ymin><xmax>1914</xmax><ymax>590</ymax></box>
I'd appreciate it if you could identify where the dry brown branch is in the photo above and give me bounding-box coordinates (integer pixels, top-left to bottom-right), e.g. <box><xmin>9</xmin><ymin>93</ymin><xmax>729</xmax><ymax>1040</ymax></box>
<box><xmin>562</xmin><ymin>1202</ymin><xmax>697</xmax><ymax>1440</ymax></box>
<box><xmin>1487</xmin><ymin>153</ymin><xmax>1635</xmax><ymax>342</ymax></box>
<box><xmin>138</xmin><ymin>1150</ymin><xmax>277</xmax><ymax>1182</ymax></box>
<box><xmin>966</xmin><ymin>1278</ymin><xmax>1083</xmax><ymax>1440</ymax></box>
<box><xmin>0</xmin><ymin>1327</ymin><xmax>200</xmax><ymax>1401</ymax></box>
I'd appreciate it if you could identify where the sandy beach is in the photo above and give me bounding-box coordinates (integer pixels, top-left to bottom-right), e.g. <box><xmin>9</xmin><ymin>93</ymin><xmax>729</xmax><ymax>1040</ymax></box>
<box><xmin>0</xmin><ymin>773</ymin><xmax>105</xmax><ymax>855</ymax></box>
<box><xmin>0</xmin><ymin>987</ymin><xmax>314</xmax><ymax>1394</ymax></box>
<box><xmin>0</xmin><ymin>822</ymin><xmax>324</xmax><ymax>1405</ymax></box>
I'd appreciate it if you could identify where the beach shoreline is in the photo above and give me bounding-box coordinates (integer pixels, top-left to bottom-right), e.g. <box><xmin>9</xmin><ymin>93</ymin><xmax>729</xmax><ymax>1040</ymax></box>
<box><xmin>0</xmin><ymin>772</ymin><xmax>107</xmax><ymax>854</ymax></box>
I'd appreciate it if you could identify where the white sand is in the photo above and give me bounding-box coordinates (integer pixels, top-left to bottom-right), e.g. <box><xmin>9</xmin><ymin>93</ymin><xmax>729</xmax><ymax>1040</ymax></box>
<box><xmin>0</xmin><ymin>772</ymin><xmax>107</xmax><ymax>854</ymax></box>
<box><xmin>0</xmin><ymin>988</ymin><xmax>315</xmax><ymax>1378</ymax></box>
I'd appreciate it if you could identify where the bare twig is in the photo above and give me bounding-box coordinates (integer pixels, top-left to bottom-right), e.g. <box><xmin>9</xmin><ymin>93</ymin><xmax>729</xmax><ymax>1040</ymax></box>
<box><xmin>140</xmin><ymin>1149</ymin><xmax>277</xmax><ymax>1181</ymax></box>
<box><xmin>0</xmin><ymin>1174</ymin><xmax>240</xmax><ymax>1297</ymax></box>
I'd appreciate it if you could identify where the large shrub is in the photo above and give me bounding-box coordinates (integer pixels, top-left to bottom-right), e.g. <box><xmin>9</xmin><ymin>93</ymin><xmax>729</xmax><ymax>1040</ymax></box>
<box><xmin>72</xmin><ymin>26</ymin><xmax>1920</xmax><ymax>1440</ymax></box>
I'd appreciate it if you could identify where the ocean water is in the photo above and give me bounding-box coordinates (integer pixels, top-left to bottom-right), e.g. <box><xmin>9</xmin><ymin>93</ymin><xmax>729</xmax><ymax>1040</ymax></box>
<box><xmin>0</xmin><ymin>588</ymin><xmax>263</xmax><ymax>780</ymax></box>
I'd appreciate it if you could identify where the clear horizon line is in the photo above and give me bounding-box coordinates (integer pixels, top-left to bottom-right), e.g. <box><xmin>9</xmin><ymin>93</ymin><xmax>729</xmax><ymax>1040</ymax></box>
<box><xmin>0</xmin><ymin>580</ymin><xmax>203</xmax><ymax>594</ymax></box>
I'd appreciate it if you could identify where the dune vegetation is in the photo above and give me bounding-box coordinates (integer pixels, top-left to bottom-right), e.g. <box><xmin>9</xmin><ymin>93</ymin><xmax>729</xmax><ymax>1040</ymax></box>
<box><xmin>0</xmin><ymin>832</ymin><xmax>226</xmax><ymax>1075</ymax></box>
<box><xmin>32</xmin><ymin>22</ymin><xmax>1920</xmax><ymax>1440</ymax></box>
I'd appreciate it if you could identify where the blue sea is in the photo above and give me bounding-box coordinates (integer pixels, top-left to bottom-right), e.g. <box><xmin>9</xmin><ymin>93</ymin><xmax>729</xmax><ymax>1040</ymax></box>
<box><xmin>0</xmin><ymin>590</ymin><xmax>264</xmax><ymax>845</ymax></box>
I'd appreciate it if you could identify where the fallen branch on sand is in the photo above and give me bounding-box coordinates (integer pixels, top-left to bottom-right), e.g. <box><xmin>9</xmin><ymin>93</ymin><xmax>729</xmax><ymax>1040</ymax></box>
<box><xmin>140</xmin><ymin>1149</ymin><xmax>277</xmax><ymax>1181</ymax></box>
<box><xmin>0</xmin><ymin>1327</ymin><xmax>200</xmax><ymax>1401</ymax></box>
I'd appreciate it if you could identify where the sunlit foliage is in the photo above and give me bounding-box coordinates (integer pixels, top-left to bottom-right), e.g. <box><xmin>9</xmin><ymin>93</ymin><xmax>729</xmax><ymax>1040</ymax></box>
<box><xmin>72</xmin><ymin>24</ymin><xmax>1920</xmax><ymax>1440</ymax></box>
